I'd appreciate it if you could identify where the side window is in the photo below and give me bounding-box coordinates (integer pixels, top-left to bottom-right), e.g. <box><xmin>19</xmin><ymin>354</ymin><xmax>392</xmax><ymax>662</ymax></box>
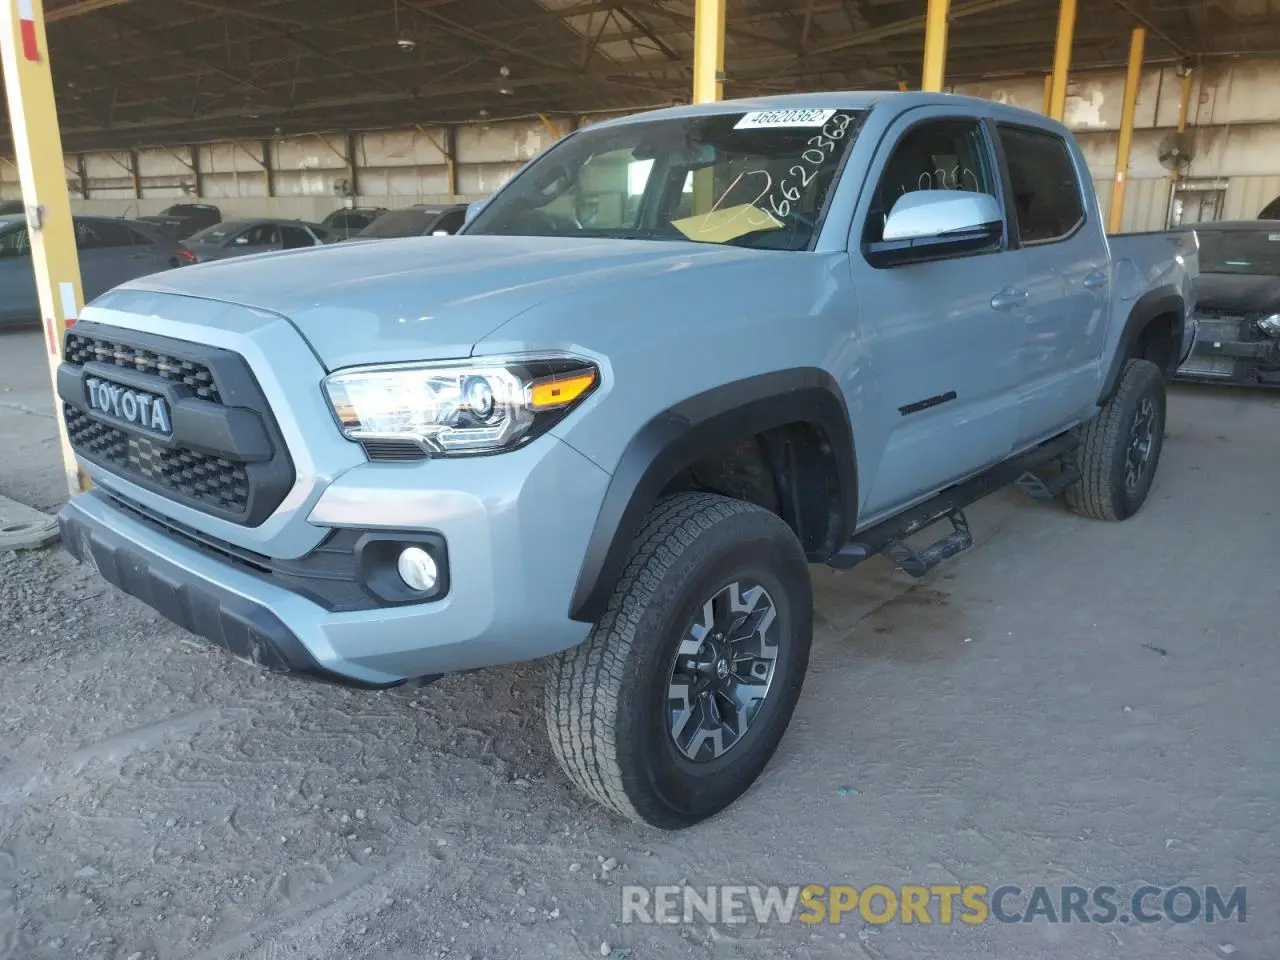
<box><xmin>280</xmin><ymin>226</ymin><xmax>314</xmax><ymax>249</ymax></box>
<box><xmin>236</xmin><ymin>224</ymin><xmax>279</xmax><ymax>246</ymax></box>
<box><xmin>0</xmin><ymin>227</ymin><xmax>29</xmax><ymax>258</ymax></box>
<box><xmin>84</xmin><ymin>220</ymin><xmax>137</xmax><ymax>248</ymax></box>
<box><xmin>433</xmin><ymin>211</ymin><xmax>465</xmax><ymax>234</ymax></box>
<box><xmin>864</xmin><ymin>119</ymin><xmax>997</xmax><ymax>244</ymax></box>
<box><xmin>127</xmin><ymin>225</ymin><xmax>154</xmax><ymax>245</ymax></box>
<box><xmin>997</xmin><ymin>125</ymin><xmax>1085</xmax><ymax>244</ymax></box>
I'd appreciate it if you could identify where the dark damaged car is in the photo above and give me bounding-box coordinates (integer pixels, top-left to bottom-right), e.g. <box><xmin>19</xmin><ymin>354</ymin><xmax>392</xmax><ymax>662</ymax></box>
<box><xmin>1176</xmin><ymin>221</ymin><xmax>1280</xmax><ymax>386</ymax></box>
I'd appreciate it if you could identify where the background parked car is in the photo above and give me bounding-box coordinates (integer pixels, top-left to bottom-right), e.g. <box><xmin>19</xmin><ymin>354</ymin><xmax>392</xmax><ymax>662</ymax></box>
<box><xmin>1175</xmin><ymin>220</ymin><xmax>1280</xmax><ymax>386</ymax></box>
<box><xmin>349</xmin><ymin>204</ymin><xmax>469</xmax><ymax>241</ymax></box>
<box><xmin>183</xmin><ymin>219</ymin><xmax>334</xmax><ymax>262</ymax></box>
<box><xmin>320</xmin><ymin>206</ymin><xmax>387</xmax><ymax>240</ymax></box>
<box><xmin>137</xmin><ymin>203</ymin><xmax>222</xmax><ymax>240</ymax></box>
<box><xmin>0</xmin><ymin>201</ymin><xmax>25</xmax><ymax>217</ymax></box>
<box><xmin>0</xmin><ymin>215</ymin><xmax>187</xmax><ymax>327</ymax></box>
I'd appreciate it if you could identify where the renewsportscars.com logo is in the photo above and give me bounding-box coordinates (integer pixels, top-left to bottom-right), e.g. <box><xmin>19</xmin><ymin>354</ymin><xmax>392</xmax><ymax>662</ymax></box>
<box><xmin>620</xmin><ymin>884</ymin><xmax>1246</xmax><ymax>926</ymax></box>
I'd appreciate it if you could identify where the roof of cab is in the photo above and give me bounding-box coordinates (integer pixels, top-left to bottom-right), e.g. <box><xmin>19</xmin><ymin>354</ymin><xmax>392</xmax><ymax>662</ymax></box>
<box><xmin>587</xmin><ymin>90</ymin><xmax>1064</xmax><ymax>132</ymax></box>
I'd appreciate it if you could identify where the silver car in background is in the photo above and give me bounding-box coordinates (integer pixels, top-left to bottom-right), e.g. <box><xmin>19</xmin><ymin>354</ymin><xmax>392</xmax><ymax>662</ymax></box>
<box><xmin>183</xmin><ymin>219</ymin><xmax>335</xmax><ymax>262</ymax></box>
<box><xmin>0</xmin><ymin>215</ymin><xmax>187</xmax><ymax>327</ymax></box>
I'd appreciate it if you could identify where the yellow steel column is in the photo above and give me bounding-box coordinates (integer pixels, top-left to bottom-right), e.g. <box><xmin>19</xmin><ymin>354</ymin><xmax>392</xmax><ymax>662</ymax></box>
<box><xmin>1048</xmin><ymin>0</ymin><xmax>1077</xmax><ymax>121</ymax></box>
<box><xmin>921</xmin><ymin>0</ymin><xmax>950</xmax><ymax>93</ymax></box>
<box><xmin>1176</xmin><ymin>69</ymin><xmax>1193</xmax><ymax>132</ymax></box>
<box><xmin>1170</xmin><ymin>66</ymin><xmax>1193</xmax><ymax>184</ymax></box>
<box><xmin>691</xmin><ymin>0</ymin><xmax>726</xmax><ymax>215</ymax></box>
<box><xmin>692</xmin><ymin>0</ymin><xmax>726</xmax><ymax>104</ymax></box>
<box><xmin>1107</xmin><ymin>27</ymin><xmax>1146</xmax><ymax>234</ymax></box>
<box><xmin>1</xmin><ymin>0</ymin><xmax>85</xmax><ymax>497</ymax></box>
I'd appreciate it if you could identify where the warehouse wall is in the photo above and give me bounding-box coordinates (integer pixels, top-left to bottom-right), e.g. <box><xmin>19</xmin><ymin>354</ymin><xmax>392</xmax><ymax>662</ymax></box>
<box><xmin>0</xmin><ymin>118</ymin><xmax>564</xmax><ymax>222</ymax></box>
<box><xmin>5</xmin><ymin>61</ymin><xmax>1280</xmax><ymax>231</ymax></box>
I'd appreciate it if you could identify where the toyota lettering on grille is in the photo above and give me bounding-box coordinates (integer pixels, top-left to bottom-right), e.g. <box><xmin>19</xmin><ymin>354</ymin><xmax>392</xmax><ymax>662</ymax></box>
<box><xmin>84</xmin><ymin>377</ymin><xmax>172</xmax><ymax>436</ymax></box>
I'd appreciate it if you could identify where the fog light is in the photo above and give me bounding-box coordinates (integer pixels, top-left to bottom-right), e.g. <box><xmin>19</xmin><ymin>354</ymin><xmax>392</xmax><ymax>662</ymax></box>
<box><xmin>396</xmin><ymin>546</ymin><xmax>438</xmax><ymax>592</ymax></box>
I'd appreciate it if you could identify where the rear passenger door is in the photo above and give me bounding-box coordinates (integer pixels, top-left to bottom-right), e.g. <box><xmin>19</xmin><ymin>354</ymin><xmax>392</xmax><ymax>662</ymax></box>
<box><xmin>996</xmin><ymin>123</ymin><xmax>1110</xmax><ymax>445</ymax></box>
<box><xmin>852</xmin><ymin>108</ymin><xmax>1025</xmax><ymax>520</ymax></box>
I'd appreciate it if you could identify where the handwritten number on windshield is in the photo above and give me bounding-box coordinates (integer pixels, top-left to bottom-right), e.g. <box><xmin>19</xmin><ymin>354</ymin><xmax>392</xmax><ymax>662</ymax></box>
<box><xmin>767</xmin><ymin>112</ymin><xmax>854</xmax><ymax>219</ymax></box>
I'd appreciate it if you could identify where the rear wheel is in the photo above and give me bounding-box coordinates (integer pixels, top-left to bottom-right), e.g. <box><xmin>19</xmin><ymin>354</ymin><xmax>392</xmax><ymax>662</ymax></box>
<box><xmin>545</xmin><ymin>493</ymin><xmax>812</xmax><ymax>828</ymax></box>
<box><xmin>1066</xmin><ymin>358</ymin><xmax>1166</xmax><ymax>521</ymax></box>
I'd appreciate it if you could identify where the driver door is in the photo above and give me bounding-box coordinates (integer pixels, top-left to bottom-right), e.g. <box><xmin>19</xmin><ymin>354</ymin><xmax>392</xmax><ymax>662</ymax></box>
<box><xmin>851</xmin><ymin>108</ymin><xmax>1026</xmax><ymax>522</ymax></box>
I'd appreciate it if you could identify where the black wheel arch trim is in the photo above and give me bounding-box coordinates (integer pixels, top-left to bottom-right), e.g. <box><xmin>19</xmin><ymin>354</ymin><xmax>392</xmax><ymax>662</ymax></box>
<box><xmin>1098</xmin><ymin>285</ymin><xmax>1186</xmax><ymax>404</ymax></box>
<box><xmin>568</xmin><ymin>368</ymin><xmax>858</xmax><ymax>624</ymax></box>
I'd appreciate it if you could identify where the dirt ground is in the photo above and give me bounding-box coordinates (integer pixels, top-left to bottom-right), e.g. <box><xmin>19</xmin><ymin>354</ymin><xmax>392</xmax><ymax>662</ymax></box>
<box><xmin>1</xmin><ymin>325</ymin><xmax>1277</xmax><ymax>960</ymax></box>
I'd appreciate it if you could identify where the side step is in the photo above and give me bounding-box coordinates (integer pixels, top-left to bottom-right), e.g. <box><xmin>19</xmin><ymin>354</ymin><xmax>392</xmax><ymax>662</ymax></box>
<box><xmin>1015</xmin><ymin>453</ymin><xmax>1081</xmax><ymax>502</ymax></box>
<box><xmin>882</xmin><ymin>510</ymin><xmax>973</xmax><ymax>578</ymax></box>
<box><xmin>830</xmin><ymin>432</ymin><xmax>1081</xmax><ymax>574</ymax></box>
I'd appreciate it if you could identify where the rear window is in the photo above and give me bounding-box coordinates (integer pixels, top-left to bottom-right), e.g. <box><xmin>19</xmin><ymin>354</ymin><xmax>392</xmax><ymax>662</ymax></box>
<box><xmin>1197</xmin><ymin>230</ymin><xmax>1280</xmax><ymax>274</ymax></box>
<box><xmin>359</xmin><ymin>209</ymin><xmax>435</xmax><ymax>238</ymax></box>
<box><xmin>998</xmin><ymin>125</ymin><xmax>1085</xmax><ymax>244</ymax></box>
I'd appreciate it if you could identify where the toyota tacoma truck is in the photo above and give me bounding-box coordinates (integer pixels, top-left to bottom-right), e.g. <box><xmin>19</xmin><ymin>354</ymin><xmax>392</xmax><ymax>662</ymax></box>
<box><xmin>1175</xmin><ymin>220</ymin><xmax>1280</xmax><ymax>385</ymax></box>
<box><xmin>56</xmin><ymin>92</ymin><xmax>1196</xmax><ymax>829</ymax></box>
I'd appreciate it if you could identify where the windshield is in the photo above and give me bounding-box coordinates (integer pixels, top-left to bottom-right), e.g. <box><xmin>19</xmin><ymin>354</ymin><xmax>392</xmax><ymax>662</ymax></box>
<box><xmin>359</xmin><ymin>209</ymin><xmax>437</xmax><ymax>238</ymax></box>
<box><xmin>188</xmin><ymin>222</ymin><xmax>244</xmax><ymax>243</ymax></box>
<box><xmin>466</xmin><ymin>107</ymin><xmax>863</xmax><ymax>250</ymax></box>
<box><xmin>1197</xmin><ymin>229</ymin><xmax>1280</xmax><ymax>274</ymax></box>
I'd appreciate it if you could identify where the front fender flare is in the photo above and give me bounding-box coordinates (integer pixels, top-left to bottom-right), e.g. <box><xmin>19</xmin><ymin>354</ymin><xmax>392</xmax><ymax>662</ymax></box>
<box><xmin>567</xmin><ymin>368</ymin><xmax>857</xmax><ymax>624</ymax></box>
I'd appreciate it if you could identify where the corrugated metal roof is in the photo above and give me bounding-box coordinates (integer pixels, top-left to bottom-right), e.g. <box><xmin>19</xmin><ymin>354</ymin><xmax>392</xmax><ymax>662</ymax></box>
<box><xmin>16</xmin><ymin>0</ymin><xmax>1280</xmax><ymax>151</ymax></box>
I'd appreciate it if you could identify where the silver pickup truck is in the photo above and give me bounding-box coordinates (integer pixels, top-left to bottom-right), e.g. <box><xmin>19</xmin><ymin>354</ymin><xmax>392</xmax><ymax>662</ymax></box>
<box><xmin>56</xmin><ymin>92</ymin><xmax>1196</xmax><ymax>828</ymax></box>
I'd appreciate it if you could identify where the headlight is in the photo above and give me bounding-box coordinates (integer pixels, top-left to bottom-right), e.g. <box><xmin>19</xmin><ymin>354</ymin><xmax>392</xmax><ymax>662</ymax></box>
<box><xmin>323</xmin><ymin>355</ymin><xmax>598</xmax><ymax>456</ymax></box>
<box><xmin>1257</xmin><ymin>313</ymin><xmax>1280</xmax><ymax>337</ymax></box>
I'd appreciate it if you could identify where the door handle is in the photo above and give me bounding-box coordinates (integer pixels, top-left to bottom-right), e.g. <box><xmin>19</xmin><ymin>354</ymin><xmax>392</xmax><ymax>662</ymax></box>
<box><xmin>1082</xmin><ymin>271</ymin><xmax>1108</xmax><ymax>290</ymax></box>
<box><xmin>990</xmin><ymin>287</ymin><xmax>1028</xmax><ymax>312</ymax></box>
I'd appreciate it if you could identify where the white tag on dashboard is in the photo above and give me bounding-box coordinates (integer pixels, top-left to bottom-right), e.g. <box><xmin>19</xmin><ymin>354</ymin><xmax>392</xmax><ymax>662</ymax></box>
<box><xmin>734</xmin><ymin>108</ymin><xmax>836</xmax><ymax>129</ymax></box>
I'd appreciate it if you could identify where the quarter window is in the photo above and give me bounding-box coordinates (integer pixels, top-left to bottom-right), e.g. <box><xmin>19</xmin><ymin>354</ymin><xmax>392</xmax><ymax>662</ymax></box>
<box><xmin>865</xmin><ymin>119</ymin><xmax>998</xmax><ymax>244</ymax></box>
<box><xmin>997</xmin><ymin>125</ymin><xmax>1085</xmax><ymax>244</ymax></box>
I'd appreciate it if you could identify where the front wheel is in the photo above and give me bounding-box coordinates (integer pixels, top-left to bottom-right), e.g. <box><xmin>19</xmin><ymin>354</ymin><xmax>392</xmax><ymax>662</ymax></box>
<box><xmin>1066</xmin><ymin>358</ymin><xmax>1167</xmax><ymax>521</ymax></box>
<box><xmin>545</xmin><ymin>493</ymin><xmax>812</xmax><ymax>828</ymax></box>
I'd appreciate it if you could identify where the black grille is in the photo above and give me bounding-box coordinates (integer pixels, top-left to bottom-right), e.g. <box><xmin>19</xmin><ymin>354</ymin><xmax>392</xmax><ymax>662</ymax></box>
<box><xmin>59</xmin><ymin>320</ymin><xmax>295</xmax><ymax>526</ymax></box>
<box><xmin>65</xmin><ymin>405</ymin><xmax>249</xmax><ymax>512</ymax></box>
<box><xmin>65</xmin><ymin>332</ymin><xmax>222</xmax><ymax>402</ymax></box>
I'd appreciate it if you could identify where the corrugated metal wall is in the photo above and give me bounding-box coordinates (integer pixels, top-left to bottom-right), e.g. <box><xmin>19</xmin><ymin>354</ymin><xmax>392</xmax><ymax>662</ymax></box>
<box><xmin>6</xmin><ymin>60</ymin><xmax>1280</xmax><ymax>228</ymax></box>
<box><xmin>0</xmin><ymin>117</ymin><xmax>562</xmax><ymax>221</ymax></box>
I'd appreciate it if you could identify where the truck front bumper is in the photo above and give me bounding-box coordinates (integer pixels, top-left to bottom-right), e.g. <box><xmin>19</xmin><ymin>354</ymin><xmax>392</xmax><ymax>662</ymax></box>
<box><xmin>59</xmin><ymin>436</ymin><xmax>610</xmax><ymax>688</ymax></box>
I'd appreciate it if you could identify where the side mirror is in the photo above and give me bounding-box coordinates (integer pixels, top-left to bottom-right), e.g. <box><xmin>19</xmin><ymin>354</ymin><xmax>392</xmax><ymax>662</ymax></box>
<box><xmin>865</xmin><ymin>190</ymin><xmax>1003</xmax><ymax>268</ymax></box>
<box><xmin>463</xmin><ymin>203</ymin><xmax>480</xmax><ymax>226</ymax></box>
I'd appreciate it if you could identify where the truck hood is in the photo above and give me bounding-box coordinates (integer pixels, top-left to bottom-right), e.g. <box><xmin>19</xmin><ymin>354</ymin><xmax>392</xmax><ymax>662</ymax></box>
<box><xmin>120</xmin><ymin>234</ymin><xmax>766</xmax><ymax>370</ymax></box>
<box><xmin>1195</xmin><ymin>272</ymin><xmax>1280</xmax><ymax>314</ymax></box>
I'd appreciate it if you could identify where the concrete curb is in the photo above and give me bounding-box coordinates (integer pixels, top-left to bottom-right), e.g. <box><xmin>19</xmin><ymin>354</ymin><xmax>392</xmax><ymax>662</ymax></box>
<box><xmin>0</xmin><ymin>494</ymin><xmax>59</xmax><ymax>550</ymax></box>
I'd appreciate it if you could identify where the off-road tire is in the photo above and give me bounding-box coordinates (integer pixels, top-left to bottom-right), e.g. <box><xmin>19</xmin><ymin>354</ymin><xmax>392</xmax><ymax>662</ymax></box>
<box><xmin>546</xmin><ymin>493</ymin><xmax>812</xmax><ymax>829</ymax></box>
<box><xmin>1066</xmin><ymin>358</ymin><xmax>1166</xmax><ymax>521</ymax></box>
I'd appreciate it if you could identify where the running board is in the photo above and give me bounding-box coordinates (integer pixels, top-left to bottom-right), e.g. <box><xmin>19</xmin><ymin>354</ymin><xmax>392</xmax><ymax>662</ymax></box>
<box><xmin>829</xmin><ymin>432</ymin><xmax>1081</xmax><ymax>573</ymax></box>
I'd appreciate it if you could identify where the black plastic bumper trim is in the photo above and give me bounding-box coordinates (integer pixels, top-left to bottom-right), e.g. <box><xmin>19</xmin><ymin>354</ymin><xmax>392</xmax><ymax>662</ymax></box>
<box><xmin>58</xmin><ymin>499</ymin><xmax>403</xmax><ymax>690</ymax></box>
